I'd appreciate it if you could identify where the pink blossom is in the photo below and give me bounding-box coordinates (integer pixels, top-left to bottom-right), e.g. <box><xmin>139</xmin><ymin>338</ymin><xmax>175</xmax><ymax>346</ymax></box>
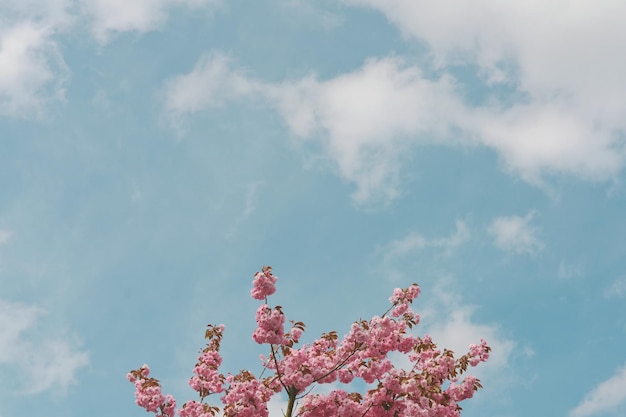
<box><xmin>128</xmin><ymin>268</ymin><xmax>490</xmax><ymax>417</ymax></box>
<box><xmin>290</xmin><ymin>326</ymin><xmax>303</xmax><ymax>342</ymax></box>
<box><xmin>179</xmin><ymin>401</ymin><xmax>214</xmax><ymax>417</ymax></box>
<box><xmin>250</xmin><ymin>266</ymin><xmax>278</xmax><ymax>300</ymax></box>
<box><xmin>252</xmin><ymin>304</ymin><xmax>285</xmax><ymax>345</ymax></box>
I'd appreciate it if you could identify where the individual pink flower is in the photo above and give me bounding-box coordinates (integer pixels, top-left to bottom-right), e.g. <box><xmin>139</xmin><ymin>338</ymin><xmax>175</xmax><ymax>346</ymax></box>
<box><xmin>290</xmin><ymin>326</ymin><xmax>303</xmax><ymax>342</ymax></box>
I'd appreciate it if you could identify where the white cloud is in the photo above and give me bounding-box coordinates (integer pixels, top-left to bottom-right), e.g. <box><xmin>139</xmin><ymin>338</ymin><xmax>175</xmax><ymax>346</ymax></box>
<box><xmin>569</xmin><ymin>363</ymin><xmax>626</xmax><ymax>417</ymax></box>
<box><xmin>426</xmin><ymin>305</ymin><xmax>514</xmax><ymax>373</ymax></box>
<box><xmin>474</xmin><ymin>103</ymin><xmax>624</xmax><ymax>185</ymax></box>
<box><xmin>163</xmin><ymin>54</ymin><xmax>467</xmax><ymax>204</ymax></box>
<box><xmin>0</xmin><ymin>300</ymin><xmax>89</xmax><ymax>394</ymax></box>
<box><xmin>488</xmin><ymin>212</ymin><xmax>543</xmax><ymax>255</ymax></box>
<box><xmin>161</xmin><ymin>0</ymin><xmax>626</xmax><ymax>204</ymax></box>
<box><xmin>0</xmin><ymin>0</ymin><xmax>222</xmax><ymax>118</ymax></box>
<box><xmin>344</xmin><ymin>0</ymin><xmax>626</xmax><ymax>100</ymax></box>
<box><xmin>343</xmin><ymin>0</ymin><xmax>626</xmax><ymax>184</ymax></box>
<box><xmin>163</xmin><ymin>52</ymin><xmax>256</xmax><ymax>120</ymax></box>
<box><xmin>163</xmin><ymin>44</ymin><xmax>626</xmax><ymax>205</ymax></box>
<box><xmin>80</xmin><ymin>0</ymin><xmax>222</xmax><ymax>43</ymax></box>
<box><xmin>0</xmin><ymin>22</ymin><xmax>68</xmax><ymax>118</ymax></box>
<box><xmin>268</xmin><ymin>58</ymin><xmax>467</xmax><ymax>204</ymax></box>
<box><xmin>3</xmin><ymin>0</ymin><xmax>625</xmax><ymax>200</ymax></box>
<box><xmin>0</xmin><ymin>0</ymin><xmax>73</xmax><ymax>118</ymax></box>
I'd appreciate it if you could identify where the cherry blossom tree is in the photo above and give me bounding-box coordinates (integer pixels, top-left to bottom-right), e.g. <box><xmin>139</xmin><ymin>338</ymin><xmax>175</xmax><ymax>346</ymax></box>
<box><xmin>128</xmin><ymin>266</ymin><xmax>490</xmax><ymax>417</ymax></box>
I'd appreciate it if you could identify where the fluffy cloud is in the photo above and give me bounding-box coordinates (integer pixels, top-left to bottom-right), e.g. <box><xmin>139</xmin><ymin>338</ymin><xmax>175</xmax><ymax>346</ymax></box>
<box><xmin>0</xmin><ymin>300</ymin><xmax>89</xmax><ymax>394</ymax></box>
<box><xmin>474</xmin><ymin>103</ymin><xmax>624</xmax><ymax>185</ymax></box>
<box><xmin>163</xmin><ymin>43</ymin><xmax>626</xmax><ymax>204</ymax></box>
<box><xmin>80</xmin><ymin>0</ymin><xmax>221</xmax><ymax>43</ymax></box>
<box><xmin>0</xmin><ymin>22</ymin><xmax>68</xmax><ymax>118</ymax></box>
<box><xmin>0</xmin><ymin>0</ymin><xmax>73</xmax><ymax>118</ymax></box>
<box><xmin>344</xmin><ymin>0</ymin><xmax>626</xmax><ymax>183</ymax></box>
<box><xmin>4</xmin><ymin>0</ymin><xmax>623</xmax><ymax>198</ymax></box>
<box><xmin>488</xmin><ymin>212</ymin><xmax>544</xmax><ymax>255</ymax></box>
<box><xmin>163</xmin><ymin>52</ymin><xmax>255</xmax><ymax>118</ymax></box>
<box><xmin>268</xmin><ymin>58</ymin><xmax>466</xmax><ymax>204</ymax></box>
<box><xmin>163</xmin><ymin>55</ymin><xmax>467</xmax><ymax>203</ymax></box>
<box><xmin>569</xmin><ymin>363</ymin><xmax>626</xmax><ymax>417</ymax></box>
<box><xmin>344</xmin><ymin>0</ymin><xmax>626</xmax><ymax>98</ymax></box>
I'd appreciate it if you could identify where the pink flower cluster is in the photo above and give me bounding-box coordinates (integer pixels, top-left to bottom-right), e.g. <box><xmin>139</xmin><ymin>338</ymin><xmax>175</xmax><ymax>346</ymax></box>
<box><xmin>189</xmin><ymin>350</ymin><xmax>224</xmax><ymax>395</ymax></box>
<box><xmin>178</xmin><ymin>401</ymin><xmax>216</xmax><ymax>417</ymax></box>
<box><xmin>388</xmin><ymin>284</ymin><xmax>420</xmax><ymax>318</ymax></box>
<box><xmin>128</xmin><ymin>267</ymin><xmax>491</xmax><ymax>417</ymax></box>
<box><xmin>221</xmin><ymin>371</ymin><xmax>277</xmax><ymax>417</ymax></box>
<box><xmin>250</xmin><ymin>266</ymin><xmax>277</xmax><ymax>300</ymax></box>
<box><xmin>468</xmin><ymin>339</ymin><xmax>490</xmax><ymax>366</ymax></box>
<box><xmin>300</xmin><ymin>390</ymin><xmax>365</xmax><ymax>417</ymax></box>
<box><xmin>252</xmin><ymin>304</ymin><xmax>286</xmax><ymax>345</ymax></box>
<box><xmin>188</xmin><ymin>324</ymin><xmax>226</xmax><ymax>398</ymax></box>
<box><xmin>127</xmin><ymin>365</ymin><xmax>176</xmax><ymax>417</ymax></box>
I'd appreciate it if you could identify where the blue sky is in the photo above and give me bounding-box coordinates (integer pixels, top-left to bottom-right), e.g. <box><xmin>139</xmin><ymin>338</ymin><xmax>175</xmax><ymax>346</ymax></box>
<box><xmin>1</xmin><ymin>1</ymin><xmax>625</xmax><ymax>416</ymax></box>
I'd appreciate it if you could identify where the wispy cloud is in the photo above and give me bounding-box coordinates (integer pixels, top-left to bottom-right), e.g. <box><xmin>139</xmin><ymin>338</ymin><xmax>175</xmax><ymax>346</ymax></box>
<box><xmin>0</xmin><ymin>230</ymin><xmax>12</xmax><ymax>245</ymax></box>
<box><xmin>488</xmin><ymin>211</ymin><xmax>543</xmax><ymax>255</ymax></box>
<box><xmin>603</xmin><ymin>276</ymin><xmax>626</xmax><ymax>299</ymax></box>
<box><xmin>558</xmin><ymin>261</ymin><xmax>583</xmax><ymax>280</ymax></box>
<box><xmin>225</xmin><ymin>181</ymin><xmax>265</xmax><ymax>239</ymax></box>
<box><xmin>279</xmin><ymin>0</ymin><xmax>344</xmax><ymax>30</ymax></box>
<box><xmin>0</xmin><ymin>300</ymin><xmax>89</xmax><ymax>394</ymax></box>
<box><xmin>380</xmin><ymin>220</ymin><xmax>470</xmax><ymax>262</ymax></box>
<box><xmin>569</xmin><ymin>363</ymin><xmax>626</xmax><ymax>417</ymax></box>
